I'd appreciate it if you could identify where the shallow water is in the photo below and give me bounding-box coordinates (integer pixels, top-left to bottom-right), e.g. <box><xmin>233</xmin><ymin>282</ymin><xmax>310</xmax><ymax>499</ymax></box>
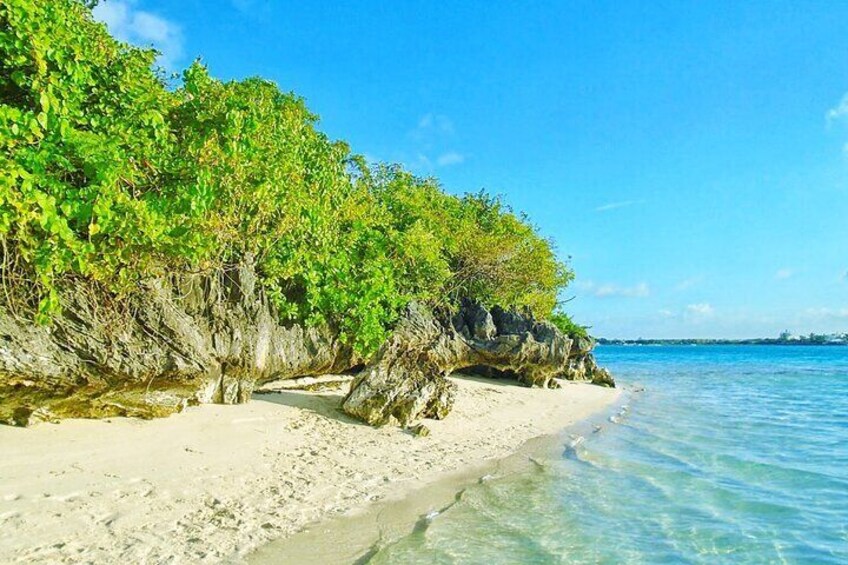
<box><xmin>366</xmin><ymin>345</ymin><xmax>848</xmax><ymax>564</ymax></box>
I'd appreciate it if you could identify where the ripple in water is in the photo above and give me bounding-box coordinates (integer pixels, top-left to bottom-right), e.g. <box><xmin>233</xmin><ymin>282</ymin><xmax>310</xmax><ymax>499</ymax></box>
<box><xmin>367</xmin><ymin>345</ymin><xmax>848</xmax><ymax>564</ymax></box>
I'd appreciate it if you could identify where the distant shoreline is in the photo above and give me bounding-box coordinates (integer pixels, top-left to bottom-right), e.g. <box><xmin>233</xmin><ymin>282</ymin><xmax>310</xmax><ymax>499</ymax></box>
<box><xmin>598</xmin><ymin>339</ymin><xmax>848</xmax><ymax>346</ymax></box>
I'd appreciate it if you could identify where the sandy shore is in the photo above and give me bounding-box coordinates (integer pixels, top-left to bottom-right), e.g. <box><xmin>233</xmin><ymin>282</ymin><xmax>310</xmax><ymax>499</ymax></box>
<box><xmin>1</xmin><ymin>375</ymin><xmax>620</xmax><ymax>564</ymax></box>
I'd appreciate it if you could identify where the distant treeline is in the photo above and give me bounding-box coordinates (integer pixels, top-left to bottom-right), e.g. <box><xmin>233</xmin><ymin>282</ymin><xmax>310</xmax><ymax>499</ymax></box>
<box><xmin>598</xmin><ymin>334</ymin><xmax>848</xmax><ymax>346</ymax></box>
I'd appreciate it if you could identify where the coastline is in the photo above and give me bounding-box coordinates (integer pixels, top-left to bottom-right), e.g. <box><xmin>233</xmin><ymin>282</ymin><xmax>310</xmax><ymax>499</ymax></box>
<box><xmin>250</xmin><ymin>391</ymin><xmax>627</xmax><ymax>564</ymax></box>
<box><xmin>1</xmin><ymin>375</ymin><xmax>620</xmax><ymax>564</ymax></box>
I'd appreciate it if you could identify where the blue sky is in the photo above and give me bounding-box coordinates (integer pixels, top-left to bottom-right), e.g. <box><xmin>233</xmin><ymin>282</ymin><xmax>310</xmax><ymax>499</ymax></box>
<box><xmin>94</xmin><ymin>0</ymin><xmax>848</xmax><ymax>339</ymax></box>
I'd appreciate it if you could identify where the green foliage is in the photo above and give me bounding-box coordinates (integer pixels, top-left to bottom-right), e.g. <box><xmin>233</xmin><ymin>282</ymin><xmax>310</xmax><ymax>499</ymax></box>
<box><xmin>0</xmin><ymin>0</ymin><xmax>184</xmax><ymax>322</ymax></box>
<box><xmin>0</xmin><ymin>0</ymin><xmax>578</xmax><ymax>352</ymax></box>
<box><xmin>549</xmin><ymin>310</ymin><xmax>590</xmax><ymax>339</ymax></box>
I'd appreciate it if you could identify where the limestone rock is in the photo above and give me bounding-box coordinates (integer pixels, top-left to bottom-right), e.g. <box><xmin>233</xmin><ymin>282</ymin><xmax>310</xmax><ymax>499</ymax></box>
<box><xmin>0</xmin><ymin>257</ymin><xmax>356</xmax><ymax>425</ymax></box>
<box><xmin>462</xmin><ymin>300</ymin><xmax>497</xmax><ymax>340</ymax></box>
<box><xmin>342</xmin><ymin>301</ymin><xmax>601</xmax><ymax>426</ymax></box>
<box><xmin>341</xmin><ymin>302</ymin><xmax>461</xmax><ymax>426</ymax></box>
<box><xmin>409</xmin><ymin>423</ymin><xmax>431</xmax><ymax>437</ymax></box>
<box><xmin>0</xmin><ymin>258</ymin><xmax>613</xmax><ymax>427</ymax></box>
<box><xmin>560</xmin><ymin>342</ymin><xmax>615</xmax><ymax>387</ymax></box>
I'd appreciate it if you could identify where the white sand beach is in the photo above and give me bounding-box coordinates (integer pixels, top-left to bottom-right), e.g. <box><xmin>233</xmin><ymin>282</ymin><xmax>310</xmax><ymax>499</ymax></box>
<box><xmin>1</xmin><ymin>376</ymin><xmax>619</xmax><ymax>564</ymax></box>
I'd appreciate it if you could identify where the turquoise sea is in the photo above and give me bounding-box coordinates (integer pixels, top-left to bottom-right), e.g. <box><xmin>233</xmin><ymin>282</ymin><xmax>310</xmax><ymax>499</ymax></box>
<box><xmin>367</xmin><ymin>345</ymin><xmax>848</xmax><ymax>564</ymax></box>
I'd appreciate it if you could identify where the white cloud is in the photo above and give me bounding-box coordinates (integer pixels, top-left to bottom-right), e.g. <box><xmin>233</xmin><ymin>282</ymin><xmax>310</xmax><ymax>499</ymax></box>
<box><xmin>827</xmin><ymin>93</ymin><xmax>848</xmax><ymax>123</ymax></box>
<box><xmin>594</xmin><ymin>200</ymin><xmax>643</xmax><ymax>213</ymax></box>
<box><xmin>415</xmin><ymin>113</ymin><xmax>454</xmax><ymax>136</ymax></box>
<box><xmin>574</xmin><ymin>280</ymin><xmax>596</xmax><ymax>291</ymax></box>
<box><xmin>675</xmin><ymin>276</ymin><xmax>703</xmax><ymax>291</ymax></box>
<box><xmin>436</xmin><ymin>152</ymin><xmax>465</xmax><ymax>167</ymax></box>
<box><xmin>413</xmin><ymin>153</ymin><xmax>432</xmax><ymax>169</ymax></box>
<box><xmin>775</xmin><ymin>268</ymin><xmax>794</xmax><ymax>280</ymax></box>
<box><xmin>592</xmin><ymin>282</ymin><xmax>650</xmax><ymax>298</ymax></box>
<box><xmin>403</xmin><ymin>113</ymin><xmax>464</xmax><ymax>172</ymax></box>
<box><xmin>686</xmin><ymin>303</ymin><xmax>714</xmax><ymax>316</ymax></box>
<box><xmin>801</xmin><ymin>307</ymin><xmax>848</xmax><ymax>321</ymax></box>
<box><xmin>658</xmin><ymin>308</ymin><xmax>676</xmax><ymax>318</ymax></box>
<box><xmin>93</xmin><ymin>1</ymin><xmax>184</xmax><ymax>69</ymax></box>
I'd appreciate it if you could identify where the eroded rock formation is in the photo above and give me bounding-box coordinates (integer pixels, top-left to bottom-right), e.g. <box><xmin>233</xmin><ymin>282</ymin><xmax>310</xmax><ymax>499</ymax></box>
<box><xmin>0</xmin><ymin>258</ymin><xmax>356</xmax><ymax>426</ymax></box>
<box><xmin>0</xmin><ymin>262</ymin><xmax>613</xmax><ymax>427</ymax></box>
<box><xmin>561</xmin><ymin>336</ymin><xmax>617</xmax><ymax>388</ymax></box>
<box><xmin>341</xmin><ymin>301</ymin><xmax>613</xmax><ymax>426</ymax></box>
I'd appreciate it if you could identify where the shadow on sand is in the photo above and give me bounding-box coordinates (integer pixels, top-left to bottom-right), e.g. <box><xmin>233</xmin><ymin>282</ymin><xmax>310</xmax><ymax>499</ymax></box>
<box><xmin>252</xmin><ymin>389</ymin><xmax>368</xmax><ymax>426</ymax></box>
<box><xmin>251</xmin><ymin>371</ymin><xmax>533</xmax><ymax>428</ymax></box>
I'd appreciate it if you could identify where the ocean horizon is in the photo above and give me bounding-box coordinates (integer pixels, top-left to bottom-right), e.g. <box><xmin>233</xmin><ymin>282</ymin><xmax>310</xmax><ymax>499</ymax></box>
<box><xmin>362</xmin><ymin>345</ymin><xmax>848</xmax><ymax>564</ymax></box>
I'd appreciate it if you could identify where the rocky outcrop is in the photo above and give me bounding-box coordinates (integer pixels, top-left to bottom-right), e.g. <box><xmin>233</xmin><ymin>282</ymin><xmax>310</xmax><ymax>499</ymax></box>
<box><xmin>341</xmin><ymin>301</ymin><xmax>607</xmax><ymax>426</ymax></box>
<box><xmin>1</xmin><ymin>262</ymin><xmax>613</xmax><ymax>427</ymax></box>
<box><xmin>560</xmin><ymin>335</ymin><xmax>616</xmax><ymax>387</ymax></box>
<box><xmin>0</xmin><ymin>258</ymin><xmax>356</xmax><ymax>426</ymax></box>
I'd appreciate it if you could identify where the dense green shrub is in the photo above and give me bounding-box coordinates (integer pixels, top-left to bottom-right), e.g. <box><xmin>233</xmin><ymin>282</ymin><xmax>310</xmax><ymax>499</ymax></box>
<box><xmin>0</xmin><ymin>0</ymin><xmax>578</xmax><ymax>352</ymax></box>
<box><xmin>549</xmin><ymin>310</ymin><xmax>590</xmax><ymax>339</ymax></box>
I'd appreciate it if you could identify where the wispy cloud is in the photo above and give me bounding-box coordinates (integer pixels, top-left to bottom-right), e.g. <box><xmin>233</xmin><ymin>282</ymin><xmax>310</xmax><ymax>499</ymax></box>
<box><xmin>594</xmin><ymin>200</ymin><xmax>643</xmax><ymax>213</ymax></box>
<box><xmin>413</xmin><ymin>153</ymin><xmax>432</xmax><ymax>169</ymax></box>
<box><xmin>675</xmin><ymin>276</ymin><xmax>704</xmax><ymax>291</ymax></box>
<box><xmin>414</xmin><ymin>113</ymin><xmax>455</xmax><ymax>137</ymax></box>
<box><xmin>686</xmin><ymin>303</ymin><xmax>714</xmax><ymax>317</ymax></box>
<box><xmin>775</xmin><ymin>268</ymin><xmax>794</xmax><ymax>280</ymax></box>
<box><xmin>827</xmin><ymin>93</ymin><xmax>848</xmax><ymax>123</ymax></box>
<box><xmin>93</xmin><ymin>0</ymin><xmax>184</xmax><ymax>69</ymax></box>
<box><xmin>658</xmin><ymin>308</ymin><xmax>676</xmax><ymax>318</ymax></box>
<box><xmin>403</xmin><ymin>113</ymin><xmax>465</xmax><ymax>171</ymax></box>
<box><xmin>436</xmin><ymin>152</ymin><xmax>465</xmax><ymax>166</ymax></box>
<box><xmin>801</xmin><ymin>307</ymin><xmax>848</xmax><ymax>321</ymax></box>
<box><xmin>827</xmin><ymin>94</ymin><xmax>848</xmax><ymax>155</ymax></box>
<box><xmin>577</xmin><ymin>281</ymin><xmax>651</xmax><ymax>298</ymax></box>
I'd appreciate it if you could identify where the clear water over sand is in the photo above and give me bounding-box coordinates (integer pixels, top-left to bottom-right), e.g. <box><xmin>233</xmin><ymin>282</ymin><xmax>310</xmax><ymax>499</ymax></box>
<box><xmin>367</xmin><ymin>345</ymin><xmax>848</xmax><ymax>564</ymax></box>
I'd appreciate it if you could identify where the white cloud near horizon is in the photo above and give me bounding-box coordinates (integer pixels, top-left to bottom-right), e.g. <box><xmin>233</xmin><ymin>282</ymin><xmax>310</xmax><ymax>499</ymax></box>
<box><xmin>686</xmin><ymin>303</ymin><xmax>714</xmax><ymax>317</ymax></box>
<box><xmin>93</xmin><ymin>0</ymin><xmax>184</xmax><ymax>69</ymax></box>
<box><xmin>775</xmin><ymin>268</ymin><xmax>794</xmax><ymax>280</ymax></box>
<box><xmin>801</xmin><ymin>307</ymin><xmax>848</xmax><ymax>321</ymax></box>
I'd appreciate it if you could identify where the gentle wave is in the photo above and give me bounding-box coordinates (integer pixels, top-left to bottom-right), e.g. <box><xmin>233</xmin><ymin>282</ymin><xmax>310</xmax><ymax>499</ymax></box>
<box><xmin>367</xmin><ymin>345</ymin><xmax>848</xmax><ymax>564</ymax></box>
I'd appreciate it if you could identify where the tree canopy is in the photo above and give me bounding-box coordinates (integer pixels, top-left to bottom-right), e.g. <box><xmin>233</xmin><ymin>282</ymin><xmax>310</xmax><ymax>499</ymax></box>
<box><xmin>0</xmin><ymin>0</ymin><xmax>576</xmax><ymax>353</ymax></box>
